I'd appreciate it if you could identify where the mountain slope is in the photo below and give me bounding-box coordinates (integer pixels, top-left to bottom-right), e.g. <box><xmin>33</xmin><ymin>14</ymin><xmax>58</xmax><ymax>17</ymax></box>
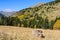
<box><xmin>0</xmin><ymin>11</ymin><xmax>16</xmax><ymax>17</ymax></box>
<box><xmin>12</xmin><ymin>1</ymin><xmax>60</xmax><ymax>21</ymax></box>
<box><xmin>0</xmin><ymin>13</ymin><xmax>4</xmax><ymax>17</ymax></box>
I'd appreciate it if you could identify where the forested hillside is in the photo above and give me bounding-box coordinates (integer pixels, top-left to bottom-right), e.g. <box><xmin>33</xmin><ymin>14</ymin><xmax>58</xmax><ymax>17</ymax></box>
<box><xmin>1</xmin><ymin>0</ymin><xmax>60</xmax><ymax>29</ymax></box>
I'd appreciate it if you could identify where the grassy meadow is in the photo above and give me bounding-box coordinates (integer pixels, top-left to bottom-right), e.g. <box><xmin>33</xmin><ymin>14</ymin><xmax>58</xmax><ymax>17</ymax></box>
<box><xmin>0</xmin><ymin>26</ymin><xmax>60</xmax><ymax>40</ymax></box>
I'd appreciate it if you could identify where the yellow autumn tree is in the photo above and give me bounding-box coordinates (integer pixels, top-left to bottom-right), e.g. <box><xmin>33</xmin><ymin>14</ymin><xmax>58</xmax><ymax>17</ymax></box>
<box><xmin>34</xmin><ymin>25</ymin><xmax>37</xmax><ymax>29</ymax></box>
<box><xmin>18</xmin><ymin>15</ymin><xmax>25</xmax><ymax>20</ymax></box>
<box><xmin>53</xmin><ymin>20</ymin><xmax>60</xmax><ymax>30</ymax></box>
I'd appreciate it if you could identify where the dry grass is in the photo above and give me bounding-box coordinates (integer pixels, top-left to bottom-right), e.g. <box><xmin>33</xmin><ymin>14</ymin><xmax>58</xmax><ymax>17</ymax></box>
<box><xmin>0</xmin><ymin>26</ymin><xmax>60</xmax><ymax>40</ymax></box>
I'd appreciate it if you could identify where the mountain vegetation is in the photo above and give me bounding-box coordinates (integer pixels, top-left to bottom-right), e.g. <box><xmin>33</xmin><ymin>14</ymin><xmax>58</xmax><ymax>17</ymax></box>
<box><xmin>0</xmin><ymin>0</ymin><xmax>60</xmax><ymax>29</ymax></box>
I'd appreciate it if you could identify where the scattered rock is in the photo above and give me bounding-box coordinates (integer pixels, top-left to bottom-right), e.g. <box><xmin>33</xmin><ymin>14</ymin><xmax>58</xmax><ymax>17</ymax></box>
<box><xmin>32</xmin><ymin>29</ymin><xmax>45</xmax><ymax>38</ymax></box>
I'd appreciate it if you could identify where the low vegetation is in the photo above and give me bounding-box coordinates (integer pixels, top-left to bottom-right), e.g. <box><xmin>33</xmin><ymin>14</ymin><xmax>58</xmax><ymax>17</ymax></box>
<box><xmin>0</xmin><ymin>26</ymin><xmax>60</xmax><ymax>40</ymax></box>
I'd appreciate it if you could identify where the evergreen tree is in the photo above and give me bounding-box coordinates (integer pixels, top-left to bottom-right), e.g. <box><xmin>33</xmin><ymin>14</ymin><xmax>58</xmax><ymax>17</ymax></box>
<box><xmin>49</xmin><ymin>20</ymin><xmax>55</xmax><ymax>29</ymax></box>
<box><xmin>43</xmin><ymin>17</ymin><xmax>49</xmax><ymax>29</ymax></box>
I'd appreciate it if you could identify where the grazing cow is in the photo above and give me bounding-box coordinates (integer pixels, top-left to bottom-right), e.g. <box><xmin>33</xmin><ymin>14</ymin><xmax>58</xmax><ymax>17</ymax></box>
<box><xmin>32</xmin><ymin>29</ymin><xmax>45</xmax><ymax>38</ymax></box>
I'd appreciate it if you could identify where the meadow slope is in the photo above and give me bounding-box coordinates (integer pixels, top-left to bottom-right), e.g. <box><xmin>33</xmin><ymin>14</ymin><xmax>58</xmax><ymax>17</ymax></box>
<box><xmin>0</xmin><ymin>26</ymin><xmax>60</xmax><ymax>40</ymax></box>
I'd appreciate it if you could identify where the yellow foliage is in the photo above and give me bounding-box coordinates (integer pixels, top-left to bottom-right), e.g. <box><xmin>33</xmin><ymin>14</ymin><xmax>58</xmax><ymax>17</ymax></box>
<box><xmin>53</xmin><ymin>20</ymin><xmax>60</xmax><ymax>30</ymax></box>
<box><xmin>18</xmin><ymin>15</ymin><xmax>25</xmax><ymax>20</ymax></box>
<box><xmin>30</xmin><ymin>17</ymin><xmax>34</xmax><ymax>20</ymax></box>
<box><xmin>34</xmin><ymin>25</ymin><xmax>37</xmax><ymax>29</ymax></box>
<box><xmin>24</xmin><ymin>13</ymin><xmax>30</xmax><ymax>16</ymax></box>
<box><xmin>18</xmin><ymin>23</ymin><xmax>20</xmax><ymax>27</ymax></box>
<box><xmin>21</xmin><ymin>24</ymin><xmax>24</xmax><ymax>27</ymax></box>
